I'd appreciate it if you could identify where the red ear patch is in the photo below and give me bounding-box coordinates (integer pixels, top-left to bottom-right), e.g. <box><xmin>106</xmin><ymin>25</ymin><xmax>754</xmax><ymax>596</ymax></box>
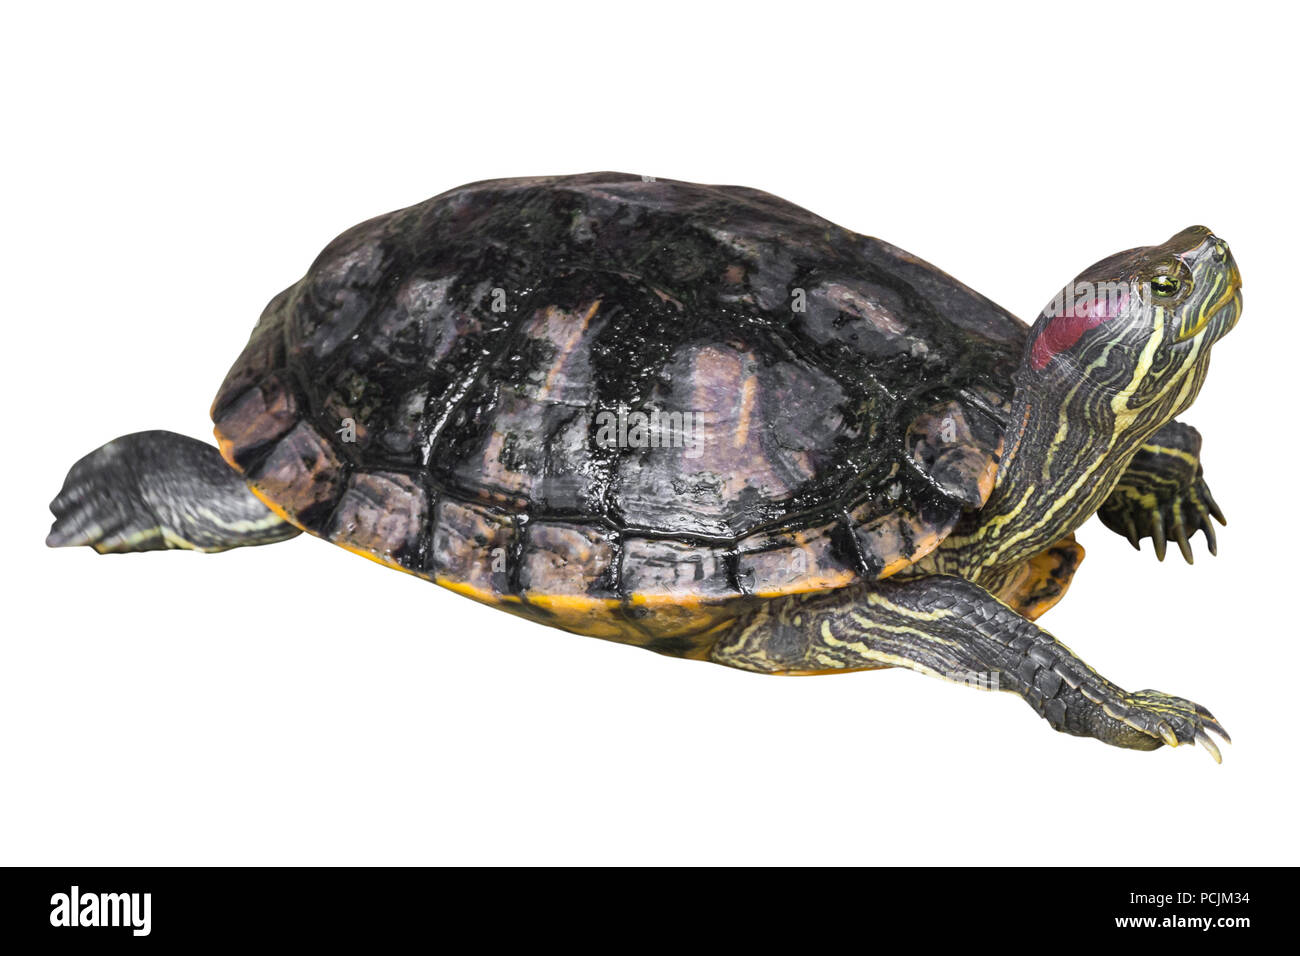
<box><xmin>1030</xmin><ymin>290</ymin><xmax>1129</xmax><ymax>370</ymax></box>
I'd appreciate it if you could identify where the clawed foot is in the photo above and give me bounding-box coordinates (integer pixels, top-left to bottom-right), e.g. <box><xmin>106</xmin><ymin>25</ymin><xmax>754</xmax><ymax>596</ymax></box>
<box><xmin>1105</xmin><ymin>689</ymin><xmax>1231</xmax><ymax>762</ymax></box>
<box><xmin>1099</xmin><ymin>474</ymin><xmax>1225</xmax><ymax>564</ymax></box>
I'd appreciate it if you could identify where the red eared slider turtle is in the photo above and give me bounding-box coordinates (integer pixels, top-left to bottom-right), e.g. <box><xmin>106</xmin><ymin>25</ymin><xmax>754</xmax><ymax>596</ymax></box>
<box><xmin>47</xmin><ymin>173</ymin><xmax>1242</xmax><ymax>758</ymax></box>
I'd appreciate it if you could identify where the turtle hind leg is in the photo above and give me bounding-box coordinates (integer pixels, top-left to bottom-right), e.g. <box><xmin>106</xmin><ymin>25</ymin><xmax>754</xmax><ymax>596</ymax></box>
<box><xmin>709</xmin><ymin>575</ymin><xmax>1229</xmax><ymax>759</ymax></box>
<box><xmin>1099</xmin><ymin>420</ymin><xmax>1225</xmax><ymax>563</ymax></box>
<box><xmin>47</xmin><ymin>430</ymin><xmax>301</xmax><ymax>554</ymax></box>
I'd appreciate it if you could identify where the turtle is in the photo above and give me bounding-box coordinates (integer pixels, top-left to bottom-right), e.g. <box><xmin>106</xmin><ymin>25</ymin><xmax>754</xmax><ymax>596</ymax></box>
<box><xmin>47</xmin><ymin>172</ymin><xmax>1242</xmax><ymax>759</ymax></box>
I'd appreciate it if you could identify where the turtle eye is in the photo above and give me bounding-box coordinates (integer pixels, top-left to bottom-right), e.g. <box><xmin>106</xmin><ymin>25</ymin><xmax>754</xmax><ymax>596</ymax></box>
<box><xmin>1151</xmin><ymin>275</ymin><xmax>1181</xmax><ymax>297</ymax></box>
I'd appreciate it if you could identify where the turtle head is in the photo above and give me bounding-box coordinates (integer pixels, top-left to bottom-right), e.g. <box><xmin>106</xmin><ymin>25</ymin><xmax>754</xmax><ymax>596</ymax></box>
<box><xmin>1023</xmin><ymin>226</ymin><xmax>1242</xmax><ymax>409</ymax></box>
<box><xmin>971</xmin><ymin>228</ymin><xmax>1242</xmax><ymax>571</ymax></box>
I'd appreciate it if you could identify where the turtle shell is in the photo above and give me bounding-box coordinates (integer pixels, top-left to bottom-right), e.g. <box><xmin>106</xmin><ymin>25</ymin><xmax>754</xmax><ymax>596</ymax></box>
<box><xmin>212</xmin><ymin>173</ymin><xmax>1024</xmax><ymax>651</ymax></box>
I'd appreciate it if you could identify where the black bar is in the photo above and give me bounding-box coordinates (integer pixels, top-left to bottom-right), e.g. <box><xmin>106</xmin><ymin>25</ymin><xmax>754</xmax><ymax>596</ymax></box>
<box><xmin>0</xmin><ymin>866</ymin><xmax>1283</xmax><ymax>944</ymax></box>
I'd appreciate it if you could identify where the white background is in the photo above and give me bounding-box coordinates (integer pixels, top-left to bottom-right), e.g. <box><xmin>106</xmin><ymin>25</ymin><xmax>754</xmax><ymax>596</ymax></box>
<box><xmin>2</xmin><ymin>1</ymin><xmax>1296</xmax><ymax>865</ymax></box>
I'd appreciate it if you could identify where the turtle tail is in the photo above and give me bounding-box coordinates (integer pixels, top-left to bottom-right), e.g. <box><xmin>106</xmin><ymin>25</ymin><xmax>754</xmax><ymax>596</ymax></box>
<box><xmin>46</xmin><ymin>430</ymin><xmax>301</xmax><ymax>554</ymax></box>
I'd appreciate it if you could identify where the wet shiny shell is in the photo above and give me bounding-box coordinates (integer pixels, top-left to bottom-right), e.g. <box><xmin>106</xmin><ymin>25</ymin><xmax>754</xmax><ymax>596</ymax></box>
<box><xmin>212</xmin><ymin>173</ymin><xmax>1023</xmax><ymax>645</ymax></box>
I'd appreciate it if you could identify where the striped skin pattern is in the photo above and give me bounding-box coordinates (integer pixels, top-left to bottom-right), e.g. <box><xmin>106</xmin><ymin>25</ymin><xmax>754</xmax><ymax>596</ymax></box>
<box><xmin>1098</xmin><ymin>420</ymin><xmax>1224</xmax><ymax>563</ymax></box>
<box><xmin>711</xmin><ymin>227</ymin><xmax>1241</xmax><ymax>757</ymax></box>
<box><xmin>922</xmin><ymin>227</ymin><xmax>1241</xmax><ymax>583</ymax></box>
<box><xmin>711</xmin><ymin>575</ymin><xmax>1230</xmax><ymax>758</ymax></box>
<box><xmin>210</xmin><ymin>173</ymin><xmax>1019</xmax><ymax>652</ymax></box>
<box><xmin>49</xmin><ymin>176</ymin><xmax>1242</xmax><ymax>757</ymax></box>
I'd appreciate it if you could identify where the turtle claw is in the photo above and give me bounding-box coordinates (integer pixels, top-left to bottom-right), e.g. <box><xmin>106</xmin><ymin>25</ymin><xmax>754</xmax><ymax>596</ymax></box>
<box><xmin>1196</xmin><ymin>729</ymin><xmax>1223</xmax><ymax>764</ymax></box>
<box><xmin>1201</xmin><ymin>715</ymin><xmax>1232</xmax><ymax>745</ymax></box>
<box><xmin>1151</xmin><ymin>512</ymin><xmax>1167</xmax><ymax>561</ymax></box>
<box><xmin>1201</xmin><ymin>484</ymin><xmax>1226</xmax><ymax>525</ymax></box>
<box><xmin>1123</xmin><ymin>514</ymin><xmax>1140</xmax><ymax>550</ymax></box>
<box><xmin>1099</xmin><ymin>474</ymin><xmax>1225</xmax><ymax>564</ymax></box>
<box><xmin>1122</xmin><ymin>689</ymin><xmax>1230</xmax><ymax>761</ymax></box>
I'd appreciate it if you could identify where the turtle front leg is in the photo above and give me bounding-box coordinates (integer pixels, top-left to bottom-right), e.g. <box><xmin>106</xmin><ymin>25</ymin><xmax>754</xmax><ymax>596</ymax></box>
<box><xmin>1099</xmin><ymin>420</ymin><xmax>1225</xmax><ymax>563</ymax></box>
<box><xmin>47</xmin><ymin>431</ymin><xmax>300</xmax><ymax>553</ymax></box>
<box><xmin>710</xmin><ymin>575</ymin><xmax>1230</xmax><ymax>759</ymax></box>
